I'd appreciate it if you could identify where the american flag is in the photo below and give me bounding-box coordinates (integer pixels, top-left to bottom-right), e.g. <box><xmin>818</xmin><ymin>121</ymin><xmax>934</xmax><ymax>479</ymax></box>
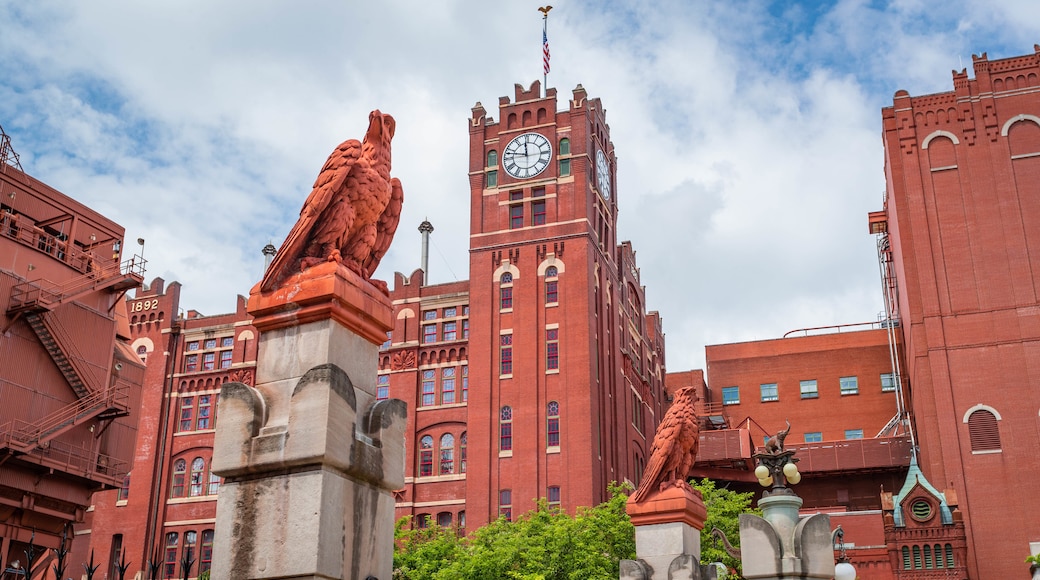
<box><xmin>543</xmin><ymin>29</ymin><xmax>551</xmax><ymax>74</ymax></box>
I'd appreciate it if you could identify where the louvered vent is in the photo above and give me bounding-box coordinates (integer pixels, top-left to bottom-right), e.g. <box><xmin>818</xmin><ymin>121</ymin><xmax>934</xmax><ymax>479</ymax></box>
<box><xmin>967</xmin><ymin>409</ymin><xmax>1001</xmax><ymax>452</ymax></box>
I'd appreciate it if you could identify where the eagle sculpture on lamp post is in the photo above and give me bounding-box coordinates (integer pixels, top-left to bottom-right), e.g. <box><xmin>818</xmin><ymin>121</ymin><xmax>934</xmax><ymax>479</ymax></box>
<box><xmin>261</xmin><ymin>109</ymin><xmax>404</xmax><ymax>294</ymax></box>
<box><xmin>631</xmin><ymin>386</ymin><xmax>701</xmax><ymax>503</ymax></box>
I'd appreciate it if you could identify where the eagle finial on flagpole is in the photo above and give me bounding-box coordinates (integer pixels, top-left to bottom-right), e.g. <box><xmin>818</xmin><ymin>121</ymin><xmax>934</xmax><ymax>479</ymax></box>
<box><xmin>539</xmin><ymin>6</ymin><xmax>553</xmax><ymax>97</ymax></box>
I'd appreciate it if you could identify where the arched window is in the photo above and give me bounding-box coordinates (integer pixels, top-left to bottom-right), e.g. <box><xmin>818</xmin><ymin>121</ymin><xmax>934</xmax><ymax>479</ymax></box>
<box><xmin>500</xmin><ymin>272</ymin><xmax>513</xmax><ymax>309</ymax></box>
<box><xmin>967</xmin><ymin>409</ymin><xmax>1001</xmax><ymax>452</ymax></box>
<box><xmin>440</xmin><ymin>433</ymin><xmax>455</xmax><ymax>474</ymax></box>
<box><xmin>136</xmin><ymin>344</ymin><xmax>147</xmax><ymax>362</ymax></box>
<box><xmin>558</xmin><ymin>139</ymin><xmax>571</xmax><ymax>176</ymax></box>
<box><xmin>208</xmin><ymin>471</ymin><xmax>221</xmax><ymax>496</ymax></box>
<box><xmin>913</xmin><ymin>545</ymin><xmax>922</xmax><ymax>569</ymax></box>
<box><xmin>437</xmin><ymin>511</ymin><xmax>453</xmax><ymax>527</ymax></box>
<box><xmin>545</xmin><ymin>266</ymin><xmax>558</xmax><ymax>304</ymax></box>
<box><xmin>419</xmin><ymin>435</ymin><xmax>434</xmax><ymax>477</ymax></box>
<box><xmin>934</xmin><ymin>544</ymin><xmax>944</xmax><ymax>568</ymax></box>
<box><xmin>417</xmin><ymin>513</ymin><xmax>431</xmax><ymax>529</ymax></box>
<box><xmin>189</xmin><ymin>457</ymin><xmax>206</xmax><ymax>496</ymax></box>
<box><xmin>924</xmin><ymin>544</ymin><xmax>933</xmax><ymax>568</ymax></box>
<box><xmin>500</xmin><ymin>406</ymin><xmax>513</xmax><ymax>451</ymax></box>
<box><xmin>547</xmin><ymin>401</ymin><xmax>560</xmax><ymax>447</ymax></box>
<box><xmin>117</xmin><ymin>472</ymin><xmax>131</xmax><ymax>501</ymax></box>
<box><xmin>164</xmin><ymin>532</ymin><xmax>179</xmax><ymax>578</ymax></box>
<box><xmin>184</xmin><ymin>531</ymin><xmax>197</xmax><ymax>570</ymax></box>
<box><xmin>460</xmin><ymin>432</ymin><xmax>467</xmax><ymax>473</ymax></box>
<box><xmin>200</xmin><ymin>530</ymin><xmax>215</xmax><ymax>574</ymax></box>
<box><xmin>499</xmin><ymin>489</ymin><xmax>513</xmax><ymax>521</ymax></box>
<box><xmin>458</xmin><ymin>510</ymin><xmax>466</xmax><ymax>534</ymax></box>
<box><xmin>945</xmin><ymin>544</ymin><xmax>954</xmax><ymax>567</ymax></box>
<box><xmin>170</xmin><ymin>459</ymin><xmax>186</xmax><ymax>498</ymax></box>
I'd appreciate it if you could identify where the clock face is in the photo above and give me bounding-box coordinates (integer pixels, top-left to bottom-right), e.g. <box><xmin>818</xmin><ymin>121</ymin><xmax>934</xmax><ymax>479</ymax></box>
<box><xmin>596</xmin><ymin>149</ymin><xmax>611</xmax><ymax>199</ymax></box>
<box><xmin>503</xmin><ymin>132</ymin><xmax>553</xmax><ymax>179</ymax></box>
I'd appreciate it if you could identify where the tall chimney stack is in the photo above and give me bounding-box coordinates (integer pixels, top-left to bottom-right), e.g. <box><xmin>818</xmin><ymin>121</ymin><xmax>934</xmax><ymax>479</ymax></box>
<box><xmin>418</xmin><ymin>220</ymin><xmax>434</xmax><ymax>285</ymax></box>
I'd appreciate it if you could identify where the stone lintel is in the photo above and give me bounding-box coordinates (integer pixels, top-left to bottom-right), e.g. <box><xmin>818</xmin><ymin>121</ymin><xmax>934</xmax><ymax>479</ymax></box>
<box><xmin>626</xmin><ymin>486</ymin><xmax>708</xmax><ymax>529</ymax></box>
<box><xmin>248</xmin><ymin>261</ymin><xmax>392</xmax><ymax>345</ymax></box>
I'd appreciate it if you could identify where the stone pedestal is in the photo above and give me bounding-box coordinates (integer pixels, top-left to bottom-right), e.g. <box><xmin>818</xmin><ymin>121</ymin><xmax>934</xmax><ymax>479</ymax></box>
<box><xmin>621</xmin><ymin>486</ymin><xmax>717</xmax><ymax>580</ymax></box>
<box><xmin>211</xmin><ymin>263</ymin><xmax>404</xmax><ymax>580</ymax></box>
<box><xmin>739</xmin><ymin>490</ymin><xmax>834</xmax><ymax>580</ymax></box>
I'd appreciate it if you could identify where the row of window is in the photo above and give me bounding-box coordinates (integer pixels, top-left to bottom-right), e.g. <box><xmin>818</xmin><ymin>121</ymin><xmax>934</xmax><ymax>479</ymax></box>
<box><xmin>422</xmin><ymin>319</ymin><xmax>469</xmax><ymax>343</ymax></box>
<box><xmin>423</xmin><ymin>306</ymin><xmax>469</xmax><ymax>321</ymax></box>
<box><xmin>170</xmin><ymin>457</ymin><xmax>221</xmax><ymax>498</ymax></box>
<box><xmin>498</xmin><ymin>486</ymin><xmax>561</xmax><ymax>521</ymax></box>
<box><xmin>164</xmin><ymin>530</ymin><xmax>214</xmax><ymax>578</ymax></box>
<box><xmin>901</xmin><ymin>544</ymin><xmax>956</xmax><ymax>570</ymax></box>
<box><xmin>177</xmin><ymin>394</ymin><xmax>216</xmax><ymax>432</ymax></box>
<box><xmin>419</xmin><ymin>432</ymin><xmax>467</xmax><ymax>477</ymax></box>
<box><xmin>415</xmin><ymin>510</ymin><xmax>466</xmax><ymax>532</ymax></box>
<box><xmin>800</xmin><ymin>430</ymin><xmax>864</xmax><ymax>443</ymax></box>
<box><xmin>499</xmin><ymin>267</ymin><xmax>559</xmax><ymax>310</ymax></box>
<box><xmin>499</xmin><ymin>328</ymin><xmax>559</xmax><ymax>375</ymax></box>
<box><xmin>499</xmin><ymin>402</ymin><xmax>561</xmax><ymax>452</ymax></box>
<box><xmin>416</xmin><ymin>365</ymin><xmax>468</xmax><ymax>407</ymax></box>
<box><xmin>721</xmin><ymin>373</ymin><xmax>896</xmax><ymax>405</ymax></box>
<box><xmin>183</xmin><ymin>337</ymin><xmax>235</xmax><ymax>372</ymax></box>
<box><xmin>485</xmin><ymin>138</ymin><xmax>572</xmax><ymax>188</ymax></box>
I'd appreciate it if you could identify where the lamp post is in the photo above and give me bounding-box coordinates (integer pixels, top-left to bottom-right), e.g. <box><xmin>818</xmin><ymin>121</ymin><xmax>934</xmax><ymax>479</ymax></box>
<box><xmin>833</xmin><ymin>526</ymin><xmax>857</xmax><ymax>580</ymax></box>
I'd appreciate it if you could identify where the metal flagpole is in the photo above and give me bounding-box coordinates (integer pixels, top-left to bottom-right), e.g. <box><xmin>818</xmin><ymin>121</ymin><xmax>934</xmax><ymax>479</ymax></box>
<box><xmin>539</xmin><ymin>6</ymin><xmax>552</xmax><ymax>97</ymax></box>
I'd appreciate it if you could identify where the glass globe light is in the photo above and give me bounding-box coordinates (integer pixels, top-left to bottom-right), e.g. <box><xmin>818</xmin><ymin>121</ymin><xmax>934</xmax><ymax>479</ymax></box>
<box><xmin>834</xmin><ymin>561</ymin><xmax>857</xmax><ymax>580</ymax></box>
<box><xmin>754</xmin><ymin>465</ymin><xmax>770</xmax><ymax>479</ymax></box>
<box><xmin>782</xmin><ymin>462</ymin><xmax>799</xmax><ymax>478</ymax></box>
<box><xmin>758</xmin><ymin>476</ymin><xmax>773</xmax><ymax>487</ymax></box>
<box><xmin>788</xmin><ymin>472</ymin><xmax>801</xmax><ymax>485</ymax></box>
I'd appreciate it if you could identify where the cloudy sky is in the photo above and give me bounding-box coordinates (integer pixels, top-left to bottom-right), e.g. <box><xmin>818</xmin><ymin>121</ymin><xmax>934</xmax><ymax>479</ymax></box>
<box><xmin>2</xmin><ymin>1</ymin><xmax>1038</xmax><ymax>372</ymax></box>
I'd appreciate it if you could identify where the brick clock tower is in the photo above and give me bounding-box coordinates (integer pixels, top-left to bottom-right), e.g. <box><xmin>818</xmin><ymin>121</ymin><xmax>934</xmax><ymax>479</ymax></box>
<box><xmin>465</xmin><ymin>81</ymin><xmax>666</xmax><ymax>527</ymax></box>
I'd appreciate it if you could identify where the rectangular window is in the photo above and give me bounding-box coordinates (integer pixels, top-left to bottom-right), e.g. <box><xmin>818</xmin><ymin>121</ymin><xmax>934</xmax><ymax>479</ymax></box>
<box><xmin>804</xmin><ymin>432</ymin><xmax>823</xmax><ymax>443</ymax></box>
<box><xmin>881</xmin><ymin>373</ymin><xmax>896</xmax><ymax>392</ymax></box>
<box><xmin>845</xmin><ymin>429</ymin><xmax>864</xmax><ymax>440</ymax></box>
<box><xmin>559</xmin><ymin>158</ymin><xmax>571</xmax><ymax>176</ymax></box>
<box><xmin>202</xmin><ymin>352</ymin><xmax>215</xmax><ymax>370</ymax></box>
<box><xmin>179</xmin><ymin>397</ymin><xmax>195</xmax><ymax>432</ymax></box>
<box><xmin>486</xmin><ymin>170</ymin><xmax>497</xmax><ymax>188</ymax></box>
<box><xmin>510</xmin><ymin>205</ymin><xmax>523</xmax><ymax>229</ymax></box>
<box><xmin>463</xmin><ymin>305</ymin><xmax>470</xmax><ymax>315</ymax></box>
<box><xmin>381</xmin><ymin>331</ymin><xmax>392</xmax><ymax>350</ymax></box>
<box><xmin>546</xmin><ymin>328</ymin><xmax>559</xmax><ymax>370</ymax></box>
<box><xmin>185</xmin><ymin>354</ymin><xmax>198</xmax><ymax>373</ymax></box>
<box><xmin>444</xmin><ymin>307</ymin><xmax>456</xmax><ymax>318</ymax></box>
<box><xmin>545</xmin><ymin>280</ymin><xmax>558</xmax><ymax>304</ymax></box>
<box><xmin>423</xmin><ymin>310</ymin><xmax>437</xmax><ymax>321</ymax></box>
<box><xmin>760</xmin><ymin>383</ymin><xmax>779</xmax><ymax>402</ymax></box>
<box><xmin>500</xmin><ymin>286</ymin><xmax>513</xmax><ymax>309</ymax></box>
<box><xmin>800</xmin><ymin>380</ymin><xmax>818</xmax><ymax>399</ymax></box>
<box><xmin>377</xmin><ymin>375</ymin><xmax>390</xmax><ymax>401</ymax></box>
<box><xmin>462</xmin><ymin>366</ymin><xmax>468</xmax><ymax>402</ymax></box>
<box><xmin>220</xmin><ymin>336</ymin><xmax>234</xmax><ymax>348</ymax></box>
<box><xmin>533</xmin><ymin>200</ymin><xmax>546</xmax><ymax>225</ymax></box>
<box><xmin>547</xmin><ymin>486</ymin><xmax>561</xmax><ymax>510</ymax></box>
<box><xmin>443</xmin><ymin>321</ymin><xmax>457</xmax><ymax>341</ymax></box>
<box><xmin>547</xmin><ymin>417</ymin><xmax>560</xmax><ymax>448</ymax></box>
<box><xmin>721</xmin><ymin>386</ymin><xmax>740</xmax><ymax>405</ymax></box>
<box><xmin>422</xmin><ymin>324</ymin><xmax>437</xmax><ymax>344</ymax></box>
<box><xmin>117</xmin><ymin>475</ymin><xmax>130</xmax><ymax>501</ymax></box>
<box><xmin>207</xmin><ymin>472</ymin><xmax>221</xmax><ymax>496</ymax></box>
<box><xmin>421</xmin><ymin>370</ymin><xmax>436</xmax><ymax>406</ymax></box>
<box><xmin>186</xmin><ymin>341</ymin><xmax>200</xmax><ymax>351</ymax></box>
<box><xmin>219</xmin><ymin>350</ymin><xmax>233</xmax><ymax>369</ymax></box>
<box><xmin>510</xmin><ymin>190</ymin><xmax>523</xmax><ymax>201</ymax></box>
<box><xmin>533</xmin><ymin>186</ymin><xmax>545</xmax><ymax>197</ymax></box>
<box><xmin>196</xmin><ymin>395</ymin><xmax>212</xmax><ymax>430</ymax></box>
<box><xmin>442</xmin><ymin>368</ymin><xmax>456</xmax><ymax>404</ymax></box>
<box><xmin>462</xmin><ymin>319</ymin><xmax>470</xmax><ymax>339</ymax></box>
<box><xmin>632</xmin><ymin>392</ymin><xmax>644</xmax><ymax>433</ymax></box>
<box><xmin>204</xmin><ymin>338</ymin><xmax>217</xmax><ymax>350</ymax></box>
<box><xmin>501</xmin><ymin>335</ymin><xmax>513</xmax><ymax>375</ymax></box>
<box><xmin>499</xmin><ymin>489</ymin><xmax>512</xmax><ymax>521</ymax></box>
<box><xmin>840</xmin><ymin>376</ymin><xmax>859</xmax><ymax>396</ymax></box>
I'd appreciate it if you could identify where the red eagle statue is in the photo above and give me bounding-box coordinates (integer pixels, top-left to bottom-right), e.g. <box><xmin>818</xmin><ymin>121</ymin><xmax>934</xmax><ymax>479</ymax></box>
<box><xmin>631</xmin><ymin>386</ymin><xmax>701</xmax><ymax>503</ymax></box>
<box><xmin>261</xmin><ymin>109</ymin><xmax>404</xmax><ymax>293</ymax></box>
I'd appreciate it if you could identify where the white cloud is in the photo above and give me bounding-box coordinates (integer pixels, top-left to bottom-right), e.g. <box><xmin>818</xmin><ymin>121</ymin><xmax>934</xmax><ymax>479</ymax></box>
<box><xmin>0</xmin><ymin>0</ymin><xmax>1035</xmax><ymax>372</ymax></box>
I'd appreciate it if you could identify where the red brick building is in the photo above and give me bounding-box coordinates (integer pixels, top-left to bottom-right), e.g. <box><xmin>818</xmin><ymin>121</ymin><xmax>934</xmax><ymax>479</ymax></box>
<box><xmin>0</xmin><ymin>156</ymin><xmax>145</xmax><ymax>572</ymax></box>
<box><xmin>873</xmin><ymin>45</ymin><xmax>1040</xmax><ymax>579</ymax></box>
<box><xmin>77</xmin><ymin>280</ymin><xmax>257</xmax><ymax>579</ymax></box>
<box><xmin>385</xmin><ymin>81</ymin><xmax>668</xmax><ymax>530</ymax></box>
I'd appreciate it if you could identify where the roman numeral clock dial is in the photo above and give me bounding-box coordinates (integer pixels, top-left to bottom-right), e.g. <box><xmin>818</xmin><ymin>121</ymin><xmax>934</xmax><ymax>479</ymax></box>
<box><xmin>502</xmin><ymin>132</ymin><xmax>553</xmax><ymax>179</ymax></box>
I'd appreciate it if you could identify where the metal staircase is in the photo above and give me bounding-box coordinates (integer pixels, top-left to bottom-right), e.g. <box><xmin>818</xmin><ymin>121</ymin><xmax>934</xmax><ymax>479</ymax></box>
<box><xmin>7</xmin><ymin>256</ymin><xmax>144</xmax><ymax>316</ymax></box>
<box><xmin>0</xmin><ymin>382</ymin><xmax>130</xmax><ymax>455</ymax></box>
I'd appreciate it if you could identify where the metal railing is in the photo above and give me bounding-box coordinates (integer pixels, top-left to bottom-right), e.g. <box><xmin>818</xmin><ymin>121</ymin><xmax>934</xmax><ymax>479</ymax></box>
<box><xmin>8</xmin><ymin>255</ymin><xmax>146</xmax><ymax>313</ymax></box>
<box><xmin>0</xmin><ymin>383</ymin><xmax>129</xmax><ymax>450</ymax></box>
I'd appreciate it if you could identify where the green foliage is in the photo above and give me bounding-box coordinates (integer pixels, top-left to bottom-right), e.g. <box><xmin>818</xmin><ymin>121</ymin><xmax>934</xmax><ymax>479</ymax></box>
<box><xmin>394</xmin><ymin>483</ymin><xmax>635</xmax><ymax>580</ymax></box>
<box><xmin>693</xmin><ymin>478</ymin><xmax>759</xmax><ymax>579</ymax></box>
<box><xmin>393</xmin><ymin>480</ymin><xmax>756</xmax><ymax>580</ymax></box>
<box><xmin>1026</xmin><ymin>553</ymin><xmax>1040</xmax><ymax>565</ymax></box>
<box><xmin>197</xmin><ymin>572</ymin><xmax>210</xmax><ymax>580</ymax></box>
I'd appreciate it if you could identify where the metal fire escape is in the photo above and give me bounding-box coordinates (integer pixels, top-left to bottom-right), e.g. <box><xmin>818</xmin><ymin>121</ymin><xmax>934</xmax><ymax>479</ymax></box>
<box><xmin>2</xmin><ymin>258</ymin><xmax>144</xmax><ymax>463</ymax></box>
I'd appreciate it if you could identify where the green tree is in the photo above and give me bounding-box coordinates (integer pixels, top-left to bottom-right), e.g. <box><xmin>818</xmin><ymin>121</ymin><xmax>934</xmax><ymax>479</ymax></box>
<box><xmin>393</xmin><ymin>516</ymin><xmax>465</xmax><ymax>580</ymax></box>
<box><xmin>694</xmin><ymin>478</ymin><xmax>758</xmax><ymax>578</ymax></box>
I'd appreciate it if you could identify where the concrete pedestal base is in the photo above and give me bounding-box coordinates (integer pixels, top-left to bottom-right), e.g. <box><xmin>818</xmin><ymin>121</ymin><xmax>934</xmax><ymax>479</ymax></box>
<box><xmin>211</xmin><ymin>264</ymin><xmax>402</xmax><ymax>580</ymax></box>
<box><xmin>621</xmin><ymin>486</ymin><xmax>717</xmax><ymax>580</ymax></box>
<box><xmin>739</xmin><ymin>490</ymin><xmax>834</xmax><ymax>580</ymax></box>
